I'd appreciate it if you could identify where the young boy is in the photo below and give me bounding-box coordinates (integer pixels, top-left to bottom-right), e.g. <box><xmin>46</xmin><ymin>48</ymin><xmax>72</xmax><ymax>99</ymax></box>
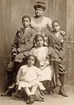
<box><xmin>48</xmin><ymin>20</ymin><xmax>68</xmax><ymax>97</ymax></box>
<box><xmin>12</xmin><ymin>15</ymin><xmax>36</xmax><ymax>63</ymax></box>
<box><xmin>2</xmin><ymin>15</ymin><xmax>36</xmax><ymax>96</ymax></box>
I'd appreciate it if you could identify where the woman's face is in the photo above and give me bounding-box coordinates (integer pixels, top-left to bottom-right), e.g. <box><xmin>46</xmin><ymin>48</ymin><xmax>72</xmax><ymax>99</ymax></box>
<box><xmin>35</xmin><ymin>7</ymin><xmax>44</xmax><ymax>17</ymax></box>
<box><xmin>36</xmin><ymin>36</ymin><xmax>44</xmax><ymax>47</ymax></box>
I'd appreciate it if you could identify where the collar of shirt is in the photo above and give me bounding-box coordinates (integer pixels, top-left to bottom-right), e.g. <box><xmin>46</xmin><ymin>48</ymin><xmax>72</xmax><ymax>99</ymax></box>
<box><xmin>23</xmin><ymin>27</ymin><xmax>30</xmax><ymax>33</ymax></box>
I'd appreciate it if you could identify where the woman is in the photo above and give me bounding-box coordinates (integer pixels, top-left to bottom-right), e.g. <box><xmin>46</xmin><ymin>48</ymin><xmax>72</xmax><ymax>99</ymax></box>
<box><xmin>31</xmin><ymin>1</ymin><xmax>52</xmax><ymax>35</ymax></box>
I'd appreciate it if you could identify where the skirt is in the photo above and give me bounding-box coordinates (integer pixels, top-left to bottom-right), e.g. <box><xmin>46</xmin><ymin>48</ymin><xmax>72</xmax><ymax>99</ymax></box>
<box><xmin>18</xmin><ymin>80</ymin><xmax>45</xmax><ymax>90</ymax></box>
<box><xmin>38</xmin><ymin>65</ymin><xmax>53</xmax><ymax>81</ymax></box>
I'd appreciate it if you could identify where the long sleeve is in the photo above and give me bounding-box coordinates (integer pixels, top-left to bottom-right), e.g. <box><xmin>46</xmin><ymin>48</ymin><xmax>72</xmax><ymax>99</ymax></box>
<box><xmin>17</xmin><ymin>34</ymin><xmax>35</xmax><ymax>53</ymax></box>
<box><xmin>59</xmin><ymin>31</ymin><xmax>67</xmax><ymax>59</ymax></box>
<box><xmin>30</xmin><ymin>48</ymin><xmax>35</xmax><ymax>55</ymax></box>
<box><xmin>17</xmin><ymin>29</ymin><xmax>36</xmax><ymax>53</ymax></box>
<box><xmin>47</xmin><ymin>18</ymin><xmax>52</xmax><ymax>31</ymax></box>
<box><xmin>11</xmin><ymin>31</ymin><xmax>19</xmax><ymax>54</ymax></box>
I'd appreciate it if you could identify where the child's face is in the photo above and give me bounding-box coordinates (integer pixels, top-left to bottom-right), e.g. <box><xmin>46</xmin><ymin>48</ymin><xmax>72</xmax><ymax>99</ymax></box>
<box><xmin>52</xmin><ymin>22</ymin><xmax>60</xmax><ymax>32</ymax></box>
<box><xmin>36</xmin><ymin>36</ymin><xmax>44</xmax><ymax>47</ymax></box>
<box><xmin>22</xmin><ymin>18</ymin><xmax>30</xmax><ymax>28</ymax></box>
<box><xmin>35</xmin><ymin>7</ymin><xmax>44</xmax><ymax>17</ymax></box>
<box><xmin>27</xmin><ymin>56</ymin><xmax>35</xmax><ymax>66</ymax></box>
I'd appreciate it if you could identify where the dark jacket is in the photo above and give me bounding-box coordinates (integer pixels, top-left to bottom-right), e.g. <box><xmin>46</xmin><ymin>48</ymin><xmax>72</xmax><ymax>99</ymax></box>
<box><xmin>48</xmin><ymin>31</ymin><xmax>66</xmax><ymax>60</ymax></box>
<box><xmin>48</xmin><ymin>30</ymin><xmax>67</xmax><ymax>73</ymax></box>
<box><xmin>11</xmin><ymin>27</ymin><xmax>36</xmax><ymax>62</ymax></box>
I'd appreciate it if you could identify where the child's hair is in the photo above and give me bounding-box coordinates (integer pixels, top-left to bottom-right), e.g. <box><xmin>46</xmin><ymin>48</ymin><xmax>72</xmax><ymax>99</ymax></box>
<box><xmin>34</xmin><ymin>34</ymin><xmax>44</xmax><ymax>43</ymax></box>
<box><xmin>52</xmin><ymin>20</ymin><xmax>60</xmax><ymax>26</ymax></box>
<box><xmin>27</xmin><ymin>54</ymin><xmax>40</xmax><ymax>67</ymax></box>
<box><xmin>22</xmin><ymin>15</ymin><xmax>31</xmax><ymax>22</ymax></box>
<box><xmin>33</xmin><ymin>34</ymin><xmax>45</xmax><ymax>47</ymax></box>
<box><xmin>27</xmin><ymin>55</ymin><xmax>36</xmax><ymax>63</ymax></box>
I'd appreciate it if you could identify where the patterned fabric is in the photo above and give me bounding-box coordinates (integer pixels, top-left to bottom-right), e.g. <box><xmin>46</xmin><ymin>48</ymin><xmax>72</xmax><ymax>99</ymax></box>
<box><xmin>31</xmin><ymin>16</ymin><xmax>52</xmax><ymax>33</ymax></box>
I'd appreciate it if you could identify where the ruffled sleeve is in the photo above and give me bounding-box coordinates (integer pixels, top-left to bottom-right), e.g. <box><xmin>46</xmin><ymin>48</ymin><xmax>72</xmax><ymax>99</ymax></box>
<box><xmin>47</xmin><ymin>18</ymin><xmax>52</xmax><ymax>31</ymax></box>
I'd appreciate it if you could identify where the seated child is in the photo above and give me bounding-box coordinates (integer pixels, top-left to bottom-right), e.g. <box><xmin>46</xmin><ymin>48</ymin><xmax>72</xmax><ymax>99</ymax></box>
<box><xmin>48</xmin><ymin>20</ymin><xmax>68</xmax><ymax>97</ymax></box>
<box><xmin>16</xmin><ymin>55</ymin><xmax>45</xmax><ymax>104</ymax></box>
<box><xmin>30</xmin><ymin>34</ymin><xmax>54</xmax><ymax>94</ymax></box>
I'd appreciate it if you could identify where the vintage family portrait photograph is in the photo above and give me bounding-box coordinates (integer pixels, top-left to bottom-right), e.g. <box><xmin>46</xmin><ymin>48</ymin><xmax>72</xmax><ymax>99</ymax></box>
<box><xmin>0</xmin><ymin>0</ymin><xmax>74</xmax><ymax>105</ymax></box>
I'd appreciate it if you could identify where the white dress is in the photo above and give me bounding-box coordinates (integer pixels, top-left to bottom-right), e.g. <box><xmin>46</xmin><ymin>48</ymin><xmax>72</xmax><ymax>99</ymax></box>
<box><xmin>30</xmin><ymin>46</ymin><xmax>53</xmax><ymax>81</ymax></box>
<box><xmin>31</xmin><ymin>16</ymin><xmax>52</xmax><ymax>34</ymax></box>
<box><xmin>16</xmin><ymin>65</ymin><xmax>45</xmax><ymax>90</ymax></box>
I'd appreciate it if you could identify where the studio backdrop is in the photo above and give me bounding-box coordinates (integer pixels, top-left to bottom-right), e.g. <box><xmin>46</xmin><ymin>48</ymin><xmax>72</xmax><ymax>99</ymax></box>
<box><xmin>0</xmin><ymin>0</ymin><xmax>74</xmax><ymax>91</ymax></box>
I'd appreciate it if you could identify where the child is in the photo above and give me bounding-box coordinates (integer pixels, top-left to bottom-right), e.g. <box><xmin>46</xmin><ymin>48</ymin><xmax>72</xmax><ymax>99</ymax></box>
<box><xmin>1</xmin><ymin>15</ymin><xmax>36</xmax><ymax>96</ymax></box>
<box><xmin>16</xmin><ymin>55</ymin><xmax>44</xmax><ymax>104</ymax></box>
<box><xmin>49</xmin><ymin>20</ymin><xmax>68</xmax><ymax>97</ymax></box>
<box><xmin>9</xmin><ymin>15</ymin><xmax>36</xmax><ymax>84</ymax></box>
<box><xmin>12</xmin><ymin>15</ymin><xmax>36</xmax><ymax>63</ymax></box>
<box><xmin>30</xmin><ymin>34</ymin><xmax>54</xmax><ymax>94</ymax></box>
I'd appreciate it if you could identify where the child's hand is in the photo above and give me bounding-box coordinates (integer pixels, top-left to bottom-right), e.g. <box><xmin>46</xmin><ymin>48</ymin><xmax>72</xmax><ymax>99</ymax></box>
<box><xmin>12</xmin><ymin>52</ymin><xmax>17</xmax><ymax>58</ymax></box>
<box><xmin>60</xmin><ymin>31</ymin><xmax>65</xmax><ymax>36</ymax></box>
<box><xmin>13</xmin><ymin>52</ymin><xmax>17</xmax><ymax>56</ymax></box>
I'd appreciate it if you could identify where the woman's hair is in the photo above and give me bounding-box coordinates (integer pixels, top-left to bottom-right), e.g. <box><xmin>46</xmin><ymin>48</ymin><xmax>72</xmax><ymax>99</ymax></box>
<box><xmin>34</xmin><ymin>34</ymin><xmax>44</xmax><ymax>44</ymax></box>
<box><xmin>34</xmin><ymin>1</ymin><xmax>46</xmax><ymax>10</ymax></box>
<box><xmin>22</xmin><ymin>15</ymin><xmax>31</xmax><ymax>22</ymax></box>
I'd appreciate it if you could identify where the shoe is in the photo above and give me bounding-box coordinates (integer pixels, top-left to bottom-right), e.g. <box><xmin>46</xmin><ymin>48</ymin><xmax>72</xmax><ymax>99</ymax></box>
<box><xmin>29</xmin><ymin>95</ymin><xmax>35</xmax><ymax>104</ymax></box>
<box><xmin>39</xmin><ymin>98</ymin><xmax>44</xmax><ymax>102</ymax></box>
<box><xmin>1</xmin><ymin>93</ymin><xmax>7</xmax><ymax>96</ymax></box>
<box><xmin>59</xmin><ymin>87</ymin><xmax>68</xmax><ymax>97</ymax></box>
<box><xmin>1</xmin><ymin>89</ymin><xmax>9</xmax><ymax>96</ymax></box>
<box><xmin>46</xmin><ymin>87</ymin><xmax>54</xmax><ymax>95</ymax></box>
<box><xmin>26</xmin><ymin>99</ymin><xmax>30</xmax><ymax>104</ymax></box>
<box><xmin>50</xmin><ymin>90</ymin><xmax>54</xmax><ymax>95</ymax></box>
<box><xmin>34</xmin><ymin>95</ymin><xmax>44</xmax><ymax>102</ymax></box>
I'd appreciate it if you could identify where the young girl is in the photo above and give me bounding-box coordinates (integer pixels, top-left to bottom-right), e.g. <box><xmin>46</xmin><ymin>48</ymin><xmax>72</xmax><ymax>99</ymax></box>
<box><xmin>30</xmin><ymin>34</ymin><xmax>53</xmax><ymax>94</ymax></box>
<box><xmin>16</xmin><ymin>55</ymin><xmax>44</xmax><ymax>104</ymax></box>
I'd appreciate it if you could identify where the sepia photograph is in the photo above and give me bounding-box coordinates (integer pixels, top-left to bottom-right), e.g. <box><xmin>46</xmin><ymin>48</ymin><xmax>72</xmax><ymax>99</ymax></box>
<box><xmin>0</xmin><ymin>0</ymin><xmax>74</xmax><ymax>105</ymax></box>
